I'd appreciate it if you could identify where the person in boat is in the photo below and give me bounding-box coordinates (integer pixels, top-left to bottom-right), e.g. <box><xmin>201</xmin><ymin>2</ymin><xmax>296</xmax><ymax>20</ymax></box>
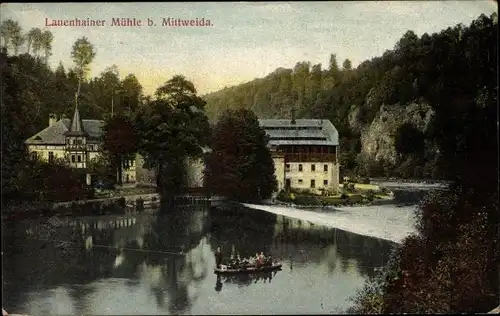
<box><xmin>259</xmin><ymin>252</ymin><xmax>267</xmax><ymax>266</ymax></box>
<box><xmin>215</xmin><ymin>247</ymin><xmax>223</xmax><ymax>268</ymax></box>
<box><xmin>235</xmin><ymin>253</ymin><xmax>241</xmax><ymax>267</ymax></box>
<box><xmin>256</xmin><ymin>252</ymin><xmax>263</xmax><ymax>268</ymax></box>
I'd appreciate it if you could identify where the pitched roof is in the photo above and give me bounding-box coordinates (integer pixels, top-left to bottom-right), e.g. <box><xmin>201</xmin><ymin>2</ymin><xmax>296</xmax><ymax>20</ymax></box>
<box><xmin>25</xmin><ymin>119</ymin><xmax>104</xmax><ymax>145</ymax></box>
<box><xmin>258</xmin><ymin>119</ymin><xmax>339</xmax><ymax>146</ymax></box>
<box><xmin>65</xmin><ymin>105</ymin><xmax>88</xmax><ymax>137</ymax></box>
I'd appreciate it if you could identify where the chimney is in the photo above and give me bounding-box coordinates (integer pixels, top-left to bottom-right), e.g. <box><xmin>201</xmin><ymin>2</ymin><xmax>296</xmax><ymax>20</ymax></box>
<box><xmin>291</xmin><ymin>107</ymin><xmax>296</xmax><ymax>125</ymax></box>
<box><xmin>49</xmin><ymin>113</ymin><xmax>58</xmax><ymax>126</ymax></box>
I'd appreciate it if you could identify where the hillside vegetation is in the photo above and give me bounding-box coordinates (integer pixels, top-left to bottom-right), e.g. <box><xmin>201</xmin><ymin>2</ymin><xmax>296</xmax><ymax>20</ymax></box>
<box><xmin>204</xmin><ymin>13</ymin><xmax>498</xmax><ymax>180</ymax></box>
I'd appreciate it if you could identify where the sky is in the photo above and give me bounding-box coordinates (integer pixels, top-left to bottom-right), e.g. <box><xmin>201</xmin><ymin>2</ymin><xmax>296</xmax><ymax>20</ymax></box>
<box><xmin>1</xmin><ymin>1</ymin><xmax>497</xmax><ymax>96</ymax></box>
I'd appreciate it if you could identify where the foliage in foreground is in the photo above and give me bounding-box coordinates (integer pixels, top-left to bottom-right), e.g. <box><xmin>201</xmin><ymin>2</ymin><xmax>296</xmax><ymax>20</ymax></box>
<box><xmin>348</xmin><ymin>13</ymin><xmax>498</xmax><ymax>314</ymax></box>
<box><xmin>3</xmin><ymin>157</ymin><xmax>89</xmax><ymax>203</ymax></box>
<box><xmin>204</xmin><ymin>108</ymin><xmax>277</xmax><ymax>202</ymax></box>
<box><xmin>349</xmin><ymin>184</ymin><xmax>498</xmax><ymax>313</ymax></box>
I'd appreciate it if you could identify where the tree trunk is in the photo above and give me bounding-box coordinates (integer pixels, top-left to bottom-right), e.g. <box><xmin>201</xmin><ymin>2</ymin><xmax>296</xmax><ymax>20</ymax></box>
<box><xmin>156</xmin><ymin>162</ymin><xmax>163</xmax><ymax>190</ymax></box>
<box><xmin>116</xmin><ymin>156</ymin><xmax>123</xmax><ymax>185</ymax></box>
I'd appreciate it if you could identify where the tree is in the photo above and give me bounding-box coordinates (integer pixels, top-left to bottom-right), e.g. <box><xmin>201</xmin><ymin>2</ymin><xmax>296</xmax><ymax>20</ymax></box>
<box><xmin>71</xmin><ymin>37</ymin><xmax>96</xmax><ymax>100</ymax></box>
<box><xmin>40</xmin><ymin>30</ymin><xmax>54</xmax><ymax>64</ymax></box>
<box><xmin>120</xmin><ymin>73</ymin><xmax>143</xmax><ymax>114</ymax></box>
<box><xmin>136</xmin><ymin>75</ymin><xmax>211</xmax><ymax>200</ymax></box>
<box><xmin>28</xmin><ymin>28</ymin><xmax>43</xmax><ymax>57</ymax></box>
<box><xmin>11</xmin><ymin>32</ymin><xmax>25</xmax><ymax>55</ymax></box>
<box><xmin>204</xmin><ymin>108</ymin><xmax>277</xmax><ymax>202</ymax></box>
<box><xmin>0</xmin><ymin>19</ymin><xmax>22</xmax><ymax>54</ymax></box>
<box><xmin>342</xmin><ymin>58</ymin><xmax>352</xmax><ymax>71</ymax></box>
<box><xmin>26</xmin><ymin>28</ymin><xmax>38</xmax><ymax>54</ymax></box>
<box><xmin>97</xmin><ymin>65</ymin><xmax>121</xmax><ymax>115</ymax></box>
<box><xmin>101</xmin><ymin>114</ymin><xmax>139</xmax><ymax>185</ymax></box>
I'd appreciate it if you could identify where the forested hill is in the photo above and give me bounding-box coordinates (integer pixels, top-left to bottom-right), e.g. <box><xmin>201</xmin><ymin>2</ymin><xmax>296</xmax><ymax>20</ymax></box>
<box><xmin>203</xmin><ymin>13</ymin><xmax>498</xmax><ymax>180</ymax></box>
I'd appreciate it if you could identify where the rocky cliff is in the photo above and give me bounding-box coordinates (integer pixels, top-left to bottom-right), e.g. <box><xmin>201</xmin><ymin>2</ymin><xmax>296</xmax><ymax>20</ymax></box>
<box><xmin>354</xmin><ymin>102</ymin><xmax>435</xmax><ymax>165</ymax></box>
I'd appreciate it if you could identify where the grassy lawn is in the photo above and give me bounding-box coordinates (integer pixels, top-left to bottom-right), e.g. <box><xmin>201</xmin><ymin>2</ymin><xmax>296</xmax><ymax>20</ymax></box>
<box><xmin>353</xmin><ymin>183</ymin><xmax>381</xmax><ymax>191</ymax></box>
<box><xmin>277</xmin><ymin>182</ymin><xmax>393</xmax><ymax>206</ymax></box>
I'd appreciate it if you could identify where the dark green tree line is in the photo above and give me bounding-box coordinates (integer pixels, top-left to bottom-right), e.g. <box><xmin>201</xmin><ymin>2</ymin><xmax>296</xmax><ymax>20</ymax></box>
<box><xmin>204</xmin><ymin>13</ymin><xmax>498</xmax><ymax>180</ymax></box>
<box><xmin>204</xmin><ymin>108</ymin><xmax>277</xmax><ymax>202</ymax></box>
<box><xmin>135</xmin><ymin>75</ymin><xmax>211</xmax><ymax>203</ymax></box>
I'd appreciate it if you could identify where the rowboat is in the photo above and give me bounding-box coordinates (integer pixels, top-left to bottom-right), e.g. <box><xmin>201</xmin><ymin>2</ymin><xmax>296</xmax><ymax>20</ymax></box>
<box><xmin>214</xmin><ymin>262</ymin><xmax>282</xmax><ymax>274</ymax></box>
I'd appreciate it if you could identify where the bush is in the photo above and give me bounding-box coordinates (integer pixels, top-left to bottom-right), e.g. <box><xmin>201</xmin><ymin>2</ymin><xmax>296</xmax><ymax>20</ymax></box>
<box><xmin>365</xmin><ymin>190</ymin><xmax>375</xmax><ymax>201</ymax></box>
<box><xmin>343</xmin><ymin>182</ymin><xmax>349</xmax><ymax>191</ymax></box>
<box><xmin>294</xmin><ymin>195</ymin><xmax>319</xmax><ymax>205</ymax></box>
<box><xmin>348</xmin><ymin>183</ymin><xmax>356</xmax><ymax>193</ymax></box>
<box><xmin>277</xmin><ymin>189</ymin><xmax>289</xmax><ymax>202</ymax></box>
<box><xmin>136</xmin><ymin>198</ymin><xmax>144</xmax><ymax>212</ymax></box>
<box><xmin>350</xmin><ymin>183</ymin><xmax>498</xmax><ymax>313</ymax></box>
<box><xmin>117</xmin><ymin>197</ymin><xmax>126</xmax><ymax>208</ymax></box>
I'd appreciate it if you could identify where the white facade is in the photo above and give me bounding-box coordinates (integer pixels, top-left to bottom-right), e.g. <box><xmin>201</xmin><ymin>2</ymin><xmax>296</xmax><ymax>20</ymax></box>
<box><xmin>260</xmin><ymin>119</ymin><xmax>341</xmax><ymax>195</ymax></box>
<box><xmin>283</xmin><ymin>161</ymin><xmax>340</xmax><ymax>195</ymax></box>
<box><xmin>273</xmin><ymin>156</ymin><xmax>286</xmax><ymax>192</ymax></box>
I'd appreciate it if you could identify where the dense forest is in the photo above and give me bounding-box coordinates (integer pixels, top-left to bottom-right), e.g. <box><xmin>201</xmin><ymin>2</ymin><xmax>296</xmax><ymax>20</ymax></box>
<box><xmin>1</xmin><ymin>20</ymin><xmax>147</xmax><ymax>201</ymax></box>
<box><xmin>1</xmin><ymin>19</ymin><xmax>210</xmax><ymax>204</ymax></box>
<box><xmin>204</xmin><ymin>13</ymin><xmax>498</xmax><ymax>181</ymax></box>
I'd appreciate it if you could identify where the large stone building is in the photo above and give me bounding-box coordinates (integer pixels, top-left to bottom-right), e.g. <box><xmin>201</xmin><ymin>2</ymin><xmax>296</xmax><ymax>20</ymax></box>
<box><xmin>258</xmin><ymin>117</ymin><xmax>340</xmax><ymax>195</ymax></box>
<box><xmin>25</xmin><ymin>105</ymin><xmax>137</xmax><ymax>185</ymax></box>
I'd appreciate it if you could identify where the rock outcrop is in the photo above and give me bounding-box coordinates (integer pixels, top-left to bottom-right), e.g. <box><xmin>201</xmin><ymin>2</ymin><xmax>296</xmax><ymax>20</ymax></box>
<box><xmin>358</xmin><ymin>102</ymin><xmax>435</xmax><ymax>165</ymax></box>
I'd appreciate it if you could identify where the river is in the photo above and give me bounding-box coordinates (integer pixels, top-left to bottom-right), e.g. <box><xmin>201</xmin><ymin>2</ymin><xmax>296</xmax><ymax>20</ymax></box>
<box><xmin>1</xmin><ymin>181</ymin><xmax>443</xmax><ymax>315</ymax></box>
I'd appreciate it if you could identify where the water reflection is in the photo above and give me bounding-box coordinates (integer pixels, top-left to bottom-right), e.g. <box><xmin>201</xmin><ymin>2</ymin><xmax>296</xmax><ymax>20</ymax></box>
<box><xmin>209</xmin><ymin>205</ymin><xmax>394</xmax><ymax>280</ymax></box>
<box><xmin>215</xmin><ymin>270</ymin><xmax>280</xmax><ymax>292</ymax></box>
<box><xmin>3</xmin><ymin>203</ymin><xmax>396</xmax><ymax>315</ymax></box>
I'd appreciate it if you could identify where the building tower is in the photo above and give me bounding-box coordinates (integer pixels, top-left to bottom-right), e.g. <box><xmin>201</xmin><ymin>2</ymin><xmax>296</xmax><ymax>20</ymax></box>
<box><xmin>64</xmin><ymin>103</ymin><xmax>88</xmax><ymax>169</ymax></box>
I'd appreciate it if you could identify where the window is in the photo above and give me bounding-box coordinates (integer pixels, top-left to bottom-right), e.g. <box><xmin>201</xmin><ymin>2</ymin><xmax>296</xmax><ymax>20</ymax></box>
<box><xmin>298</xmin><ymin>179</ymin><xmax>303</xmax><ymax>184</ymax></box>
<box><xmin>77</xmin><ymin>155</ymin><xmax>82</xmax><ymax>163</ymax></box>
<box><xmin>130</xmin><ymin>159</ymin><xmax>134</xmax><ymax>167</ymax></box>
<box><xmin>298</xmin><ymin>164</ymin><xmax>303</xmax><ymax>172</ymax></box>
<box><xmin>324</xmin><ymin>164</ymin><xmax>328</xmax><ymax>172</ymax></box>
<box><xmin>285</xmin><ymin>163</ymin><xmax>290</xmax><ymax>171</ymax></box>
<box><xmin>71</xmin><ymin>155</ymin><xmax>76</xmax><ymax>163</ymax></box>
<box><xmin>311</xmin><ymin>164</ymin><xmax>316</xmax><ymax>172</ymax></box>
<box><xmin>48</xmin><ymin>151</ymin><xmax>54</xmax><ymax>163</ymax></box>
<box><xmin>324</xmin><ymin>179</ymin><xmax>328</xmax><ymax>186</ymax></box>
<box><xmin>310</xmin><ymin>179</ymin><xmax>316</xmax><ymax>188</ymax></box>
<box><xmin>31</xmin><ymin>152</ymin><xmax>38</xmax><ymax>161</ymax></box>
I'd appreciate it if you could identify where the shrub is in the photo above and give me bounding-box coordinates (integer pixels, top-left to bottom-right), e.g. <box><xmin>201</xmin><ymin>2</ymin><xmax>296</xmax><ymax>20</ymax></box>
<box><xmin>348</xmin><ymin>183</ymin><xmax>356</xmax><ymax>192</ymax></box>
<box><xmin>350</xmin><ymin>184</ymin><xmax>498</xmax><ymax>314</ymax></box>
<box><xmin>294</xmin><ymin>195</ymin><xmax>319</xmax><ymax>205</ymax></box>
<box><xmin>277</xmin><ymin>190</ymin><xmax>289</xmax><ymax>202</ymax></box>
<box><xmin>365</xmin><ymin>190</ymin><xmax>375</xmax><ymax>201</ymax></box>
<box><xmin>118</xmin><ymin>197</ymin><xmax>126</xmax><ymax>208</ymax></box>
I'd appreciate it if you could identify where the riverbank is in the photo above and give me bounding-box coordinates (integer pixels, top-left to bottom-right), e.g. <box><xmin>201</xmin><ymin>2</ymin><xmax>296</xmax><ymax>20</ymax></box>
<box><xmin>276</xmin><ymin>182</ymin><xmax>394</xmax><ymax>207</ymax></box>
<box><xmin>2</xmin><ymin>192</ymin><xmax>160</xmax><ymax>221</ymax></box>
